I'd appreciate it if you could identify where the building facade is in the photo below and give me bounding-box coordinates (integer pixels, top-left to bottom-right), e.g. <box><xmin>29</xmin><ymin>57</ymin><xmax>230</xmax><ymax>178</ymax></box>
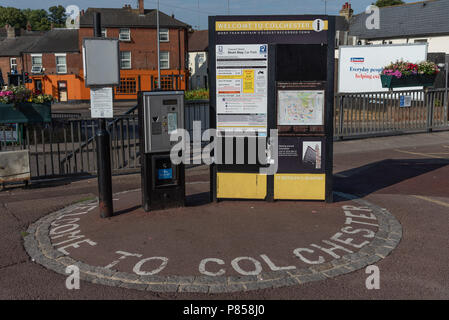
<box><xmin>1</xmin><ymin>0</ymin><xmax>191</xmax><ymax>102</ymax></box>
<box><xmin>346</xmin><ymin>0</ymin><xmax>449</xmax><ymax>55</ymax></box>
<box><xmin>77</xmin><ymin>2</ymin><xmax>190</xmax><ymax>101</ymax></box>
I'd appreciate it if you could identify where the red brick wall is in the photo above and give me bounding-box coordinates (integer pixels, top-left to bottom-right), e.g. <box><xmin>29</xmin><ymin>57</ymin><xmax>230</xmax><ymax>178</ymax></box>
<box><xmin>23</xmin><ymin>52</ymin><xmax>82</xmax><ymax>75</ymax></box>
<box><xmin>78</xmin><ymin>27</ymin><xmax>188</xmax><ymax>70</ymax></box>
<box><xmin>0</xmin><ymin>56</ymin><xmax>23</xmax><ymax>84</ymax></box>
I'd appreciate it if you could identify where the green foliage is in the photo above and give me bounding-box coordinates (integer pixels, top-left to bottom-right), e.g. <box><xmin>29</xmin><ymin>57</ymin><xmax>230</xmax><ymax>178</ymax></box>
<box><xmin>22</xmin><ymin>9</ymin><xmax>51</xmax><ymax>31</ymax></box>
<box><xmin>373</xmin><ymin>0</ymin><xmax>405</xmax><ymax>7</ymax></box>
<box><xmin>0</xmin><ymin>5</ymin><xmax>67</xmax><ymax>31</ymax></box>
<box><xmin>185</xmin><ymin>89</ymin><xmax>209</xmax><ymax>100</ymax></box>
<box><xmin>48</xmin><ymin>5</ymin><xmax>67</xmax><ymax>27</ymax></box>
<box><xmin>0</xmin><ymin>6</ymin><xmax>27</xmax><ymax>29</ymax></box>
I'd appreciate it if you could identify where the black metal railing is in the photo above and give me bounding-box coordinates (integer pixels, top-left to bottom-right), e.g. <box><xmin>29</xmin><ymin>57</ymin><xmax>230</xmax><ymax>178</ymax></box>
<box><xmin>1</xmin><ymin>91</ymin><xmax>447</xmax><ymax>181</ymax></box>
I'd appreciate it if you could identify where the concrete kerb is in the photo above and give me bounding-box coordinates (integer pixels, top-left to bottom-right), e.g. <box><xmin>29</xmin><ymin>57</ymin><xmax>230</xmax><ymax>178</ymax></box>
<box><xmin>23</xmin><ymin>190</ymin><xmax>403</xmax><ymax>293</ymax></box>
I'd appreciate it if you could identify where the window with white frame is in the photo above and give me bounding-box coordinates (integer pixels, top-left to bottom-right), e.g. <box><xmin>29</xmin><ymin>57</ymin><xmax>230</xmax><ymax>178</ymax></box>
<box><xmin>55</xmin><ymin>54</ymin><xmax>67</xmax><ymax>74</ymax></box>
<box><xmin>31</xmin><ymin>54</ymin><xmax>42</xmax><ymax>73</ymax></box>
<box><xmin>101</xmin><ymin>28</ymin><xmax>107</xmax><ymax>37</ymax></box>
<box><xmin>120</xmin><ymin>51</ymin><xmax>131</xmax><ymax>69</ymax></box>
<box><xmin>10</xmin><ymin>58</ymin><xmax>17</xmax><ymax>73</ymax></box>
<box><xmin>160</xmin><ymin>51</ymin><xmax>169</xmax><ymax>69</ymax></box>
<box><xmin>119</xmin><ymin>28</ymin><xmax>130</xmax><ymax>41</ymax></box>
<box><xmin>159</xmin><ymin>29</ymin><xmax>169</xmax><ymax>42</ymax></box>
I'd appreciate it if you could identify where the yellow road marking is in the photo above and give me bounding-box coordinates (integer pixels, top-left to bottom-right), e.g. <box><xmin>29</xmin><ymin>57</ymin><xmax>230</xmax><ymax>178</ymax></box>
<box><xmin>395</xmin><ymin>149</ymin><xmax>446</xmax><ymax>159</ymax></box>
<box><xmin>412</xmin><ymin>195</ymin><xmax>449</xmax><ymax>208</ymax></box>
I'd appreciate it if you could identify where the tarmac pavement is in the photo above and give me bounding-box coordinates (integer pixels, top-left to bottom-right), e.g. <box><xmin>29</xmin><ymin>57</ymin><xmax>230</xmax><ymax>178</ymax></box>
<box><xmin>1</xmin><ymin>131</ymin><xmax>449</xmax><ymax>299</ymax></box>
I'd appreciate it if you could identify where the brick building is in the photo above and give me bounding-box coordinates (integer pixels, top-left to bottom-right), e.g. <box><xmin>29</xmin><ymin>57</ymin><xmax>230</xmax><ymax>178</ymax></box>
<box><xmin>23</xmin><ymin>29</ymin><xmax>85</xmax><ymax>101</ymax></box>
<box><xmin>0</xmin><ymin>25</ymin><xmax>43</xmax><ymax>86</ymax></box>
<box><xmin>2</xmin><ymin>0</ymin><xmax>191</xmax><ymax>102</ymax></box>
<box><xmin>78</xmin><ymin>0</ymin><xmax>191</xmax><ymax>100</ymax></box>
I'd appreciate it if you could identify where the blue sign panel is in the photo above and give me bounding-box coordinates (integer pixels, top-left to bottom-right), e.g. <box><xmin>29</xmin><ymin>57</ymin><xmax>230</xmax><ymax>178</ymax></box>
<box><xmin>158</xmin><ymin>168</ymin><xmax>173</xmax><ymax>180</ymax></box>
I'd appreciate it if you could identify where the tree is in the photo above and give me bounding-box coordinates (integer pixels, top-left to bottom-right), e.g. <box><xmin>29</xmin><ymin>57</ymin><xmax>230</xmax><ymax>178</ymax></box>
<box><xmin>22</xmin><ymin>9</ymin><xmax>51</xmax><ymax>31</ymax></box>
<box><xmin>0</xmin><ymin>6</ymin><xmax>27</xmax><ymax>29</ymax></box>
<box><xmin>48</xmin><ymin>5</ymin><xmax>67</xmax><ymax>27</ymax></box>
<box><xmin>374</xmin><ymin>0</ymin><xmax>405</xmax><ymax>7</ymax></box>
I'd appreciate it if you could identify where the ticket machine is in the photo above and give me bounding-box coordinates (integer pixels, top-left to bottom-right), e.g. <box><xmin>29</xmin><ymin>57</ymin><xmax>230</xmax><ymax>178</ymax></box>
<box><xmin>138</xmin><ymin>91</ymin><xmax>185</xmax><ymax>211</ymax></box>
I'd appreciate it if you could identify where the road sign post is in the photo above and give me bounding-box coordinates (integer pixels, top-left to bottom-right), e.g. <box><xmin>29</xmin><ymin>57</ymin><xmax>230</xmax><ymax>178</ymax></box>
<box><xmin>82</xmin><ymin>12</ymin><xmax>120</xmax><ymax>218</ymax></box>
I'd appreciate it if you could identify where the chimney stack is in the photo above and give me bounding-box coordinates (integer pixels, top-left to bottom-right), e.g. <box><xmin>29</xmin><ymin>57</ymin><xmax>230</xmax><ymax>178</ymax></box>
<box><xmin>5</xmin><ymin>24</ymin><xmax>18</xmax><ymax>38</ymax></box>
<box><xmin>339</xmin><ymin>2</ymin><xmax>353</xmax><ymax>21</ymax></box>
<box><xmin>138</xmin><ymin>0</ymin><xmax>145</xmax><ymax>14</ymax></box>
<box><xmin>26</xmin><ymin>21</ymin><xmax>32</xmax><ymax>32</ymax></box>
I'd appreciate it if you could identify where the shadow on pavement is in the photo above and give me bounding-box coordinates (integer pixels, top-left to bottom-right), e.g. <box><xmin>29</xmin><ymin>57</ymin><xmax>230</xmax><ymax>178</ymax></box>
<box><xmin>334</xmin><ymin>158</ymin><xmax>449</xmax><ymax>200</ymax></box>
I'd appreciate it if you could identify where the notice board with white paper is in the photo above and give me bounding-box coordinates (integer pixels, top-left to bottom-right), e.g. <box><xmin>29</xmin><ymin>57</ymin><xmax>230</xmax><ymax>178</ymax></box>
<box><xmin>216</xmin><ymin>44</ymin><xmax>268</xmax><ymax>135</ymax></box>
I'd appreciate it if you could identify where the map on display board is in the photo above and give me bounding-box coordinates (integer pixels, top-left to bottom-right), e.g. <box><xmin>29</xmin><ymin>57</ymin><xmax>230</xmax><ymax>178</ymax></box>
<box><xmin>278</xmin><ymin>90</ymin><xmax>324</xmax><ymax>126</ymax></box>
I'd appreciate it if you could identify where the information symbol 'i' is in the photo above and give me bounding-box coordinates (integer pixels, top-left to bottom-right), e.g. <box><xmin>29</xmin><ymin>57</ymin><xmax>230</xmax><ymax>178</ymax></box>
<box><xmin>313</xmin><ymin>19</ymin><xmax>324</xmax><ymax>32</ymax></box>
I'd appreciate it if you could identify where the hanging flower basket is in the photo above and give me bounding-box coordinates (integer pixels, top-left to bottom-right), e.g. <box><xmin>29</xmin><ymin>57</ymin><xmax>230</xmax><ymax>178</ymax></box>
<box><xmin>0</xmin><ymin>102</ymin><xmax>52</xmax><ymax>124</ymax></box>
<box><xmin>381</xmin><ymin>74</ymin><xmax>437</xmax><ymax>89</ymax></box>
<box><xmin>0</xmin><ymin>85</ymin><xmax>53</xmax><ymax>124</ymax></box>
<box><xmin>380</xmin><ymin>60</ymin><xmax>439</xmax><ymax>89</ymax></box>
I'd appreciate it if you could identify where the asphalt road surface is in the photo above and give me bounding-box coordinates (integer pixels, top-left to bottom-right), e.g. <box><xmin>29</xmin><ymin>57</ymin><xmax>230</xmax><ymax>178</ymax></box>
<box><xmin>1</xmin><ymin>131</ymin><xmax>448</xmax><ymax>299</ymax></box>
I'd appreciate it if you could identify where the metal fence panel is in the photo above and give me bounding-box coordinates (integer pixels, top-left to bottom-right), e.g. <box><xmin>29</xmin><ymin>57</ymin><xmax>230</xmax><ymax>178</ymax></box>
<box><xmin>1</xmin><ymin>93</ymin><xmax>447</xmax><ymax>181</ymax></box>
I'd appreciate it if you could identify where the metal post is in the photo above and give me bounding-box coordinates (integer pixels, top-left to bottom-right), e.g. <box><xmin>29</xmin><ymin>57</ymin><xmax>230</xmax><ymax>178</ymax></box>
<box><xmin>94</xmin><ymin>12</ymin><xmax>114</xmax><ymax>218</ymax></box>
<box><xmin>157</xmin><ymin>0</ymin><xmax>161</xmax><ymax>89</ymax></box>
<box><xmin>438</xmin><ymin>62</ymin><xmax>448</xmax><ymax>124</ymax></box>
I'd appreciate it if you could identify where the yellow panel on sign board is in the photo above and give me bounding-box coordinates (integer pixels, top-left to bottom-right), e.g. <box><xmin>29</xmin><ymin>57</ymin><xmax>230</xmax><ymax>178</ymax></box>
<box><xmin>274</xmin><ymin>174</ymin><xmax>326</xmax><ymax>200</ymax></box>
<box><xmin>217</xmin><ymin>173</ymin><xmax>267</xmax><ymax>199</ymax></box>
<box><xmin>243</xmin><ymin>70</ymin><xmax>255</xmax><ymax>93</ymax></box>
<box><xmin>215</xmin><ymin>21</ymin><xmax>329</xmax><ymax>32</ymax></box>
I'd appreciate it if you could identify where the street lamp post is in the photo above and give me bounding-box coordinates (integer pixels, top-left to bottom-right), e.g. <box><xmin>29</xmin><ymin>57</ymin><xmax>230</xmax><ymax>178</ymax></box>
<box><xmin>157</xmin><ymin>0</ymin><xmax>161</xmax><ymax>89</ymax></box>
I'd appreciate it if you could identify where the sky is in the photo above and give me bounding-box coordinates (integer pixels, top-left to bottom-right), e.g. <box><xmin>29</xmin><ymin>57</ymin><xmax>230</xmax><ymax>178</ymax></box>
<box><xmin>5</xmin><ymin>0</ymin><xmax>416</xmax><ymax>30</ymax></box>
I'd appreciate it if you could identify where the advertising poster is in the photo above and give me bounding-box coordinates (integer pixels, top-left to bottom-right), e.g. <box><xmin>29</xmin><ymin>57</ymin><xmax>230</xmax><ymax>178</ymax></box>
<box><xmin>278</xmin><ymin>137</ymin><xmax>325</xmax><ymax>173</ymax></box>
<box><xmin>216</xmin><ymin>44</ymin><xmax>268</xmax><ymax>136</ymax></box>
<box><xmin>278</xmin><ymin>90</ymin><xmax>324</xmax><ymax>126</ymax></box>
<box><xmin>338</xmin><ymin>44</ymin><xmax>427</xmax><ymax>93</ymax></box>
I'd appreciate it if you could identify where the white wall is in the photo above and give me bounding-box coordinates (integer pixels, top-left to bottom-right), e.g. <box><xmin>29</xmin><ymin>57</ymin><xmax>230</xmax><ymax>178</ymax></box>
<box><xmin>188</xmin><ymin>51</ymin><xmax>208</xmax><ymax>90</ymax></box>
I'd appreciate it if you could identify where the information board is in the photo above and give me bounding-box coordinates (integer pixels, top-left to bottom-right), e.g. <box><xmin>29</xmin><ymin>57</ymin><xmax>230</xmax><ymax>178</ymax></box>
<box><xmin>216</xmin><ymin>44</ymin><xmax>268</xmax><ymax>135</ymax></box>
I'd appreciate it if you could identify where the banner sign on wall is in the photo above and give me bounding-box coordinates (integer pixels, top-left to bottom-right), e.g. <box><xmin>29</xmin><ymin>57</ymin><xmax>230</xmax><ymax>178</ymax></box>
<box><xmin>338</xmin><ymin>44</ymin><xmax>427</xmax><ymax>93</ymax></box>
<box><xmin>215</xmin><ymin>18</ymin><xmax>328</xmax><ymax>44</ymax></box>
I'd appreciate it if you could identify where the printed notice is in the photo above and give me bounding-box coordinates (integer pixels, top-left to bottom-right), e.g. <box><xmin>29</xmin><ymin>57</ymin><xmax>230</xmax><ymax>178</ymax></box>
<box><xmin>216</xmin><ymin>44</ymin><xmax>268</xmax><ymax>135</ymax></box>
<box><xmin>90</xmin><ymin>87</ymin><xmax>113</xmax><ymax>118</ymax></box>
<box><xmin>278</xmin><ymin>90</ymin><xmax>324</xmax><ymax>126</ymax></box>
